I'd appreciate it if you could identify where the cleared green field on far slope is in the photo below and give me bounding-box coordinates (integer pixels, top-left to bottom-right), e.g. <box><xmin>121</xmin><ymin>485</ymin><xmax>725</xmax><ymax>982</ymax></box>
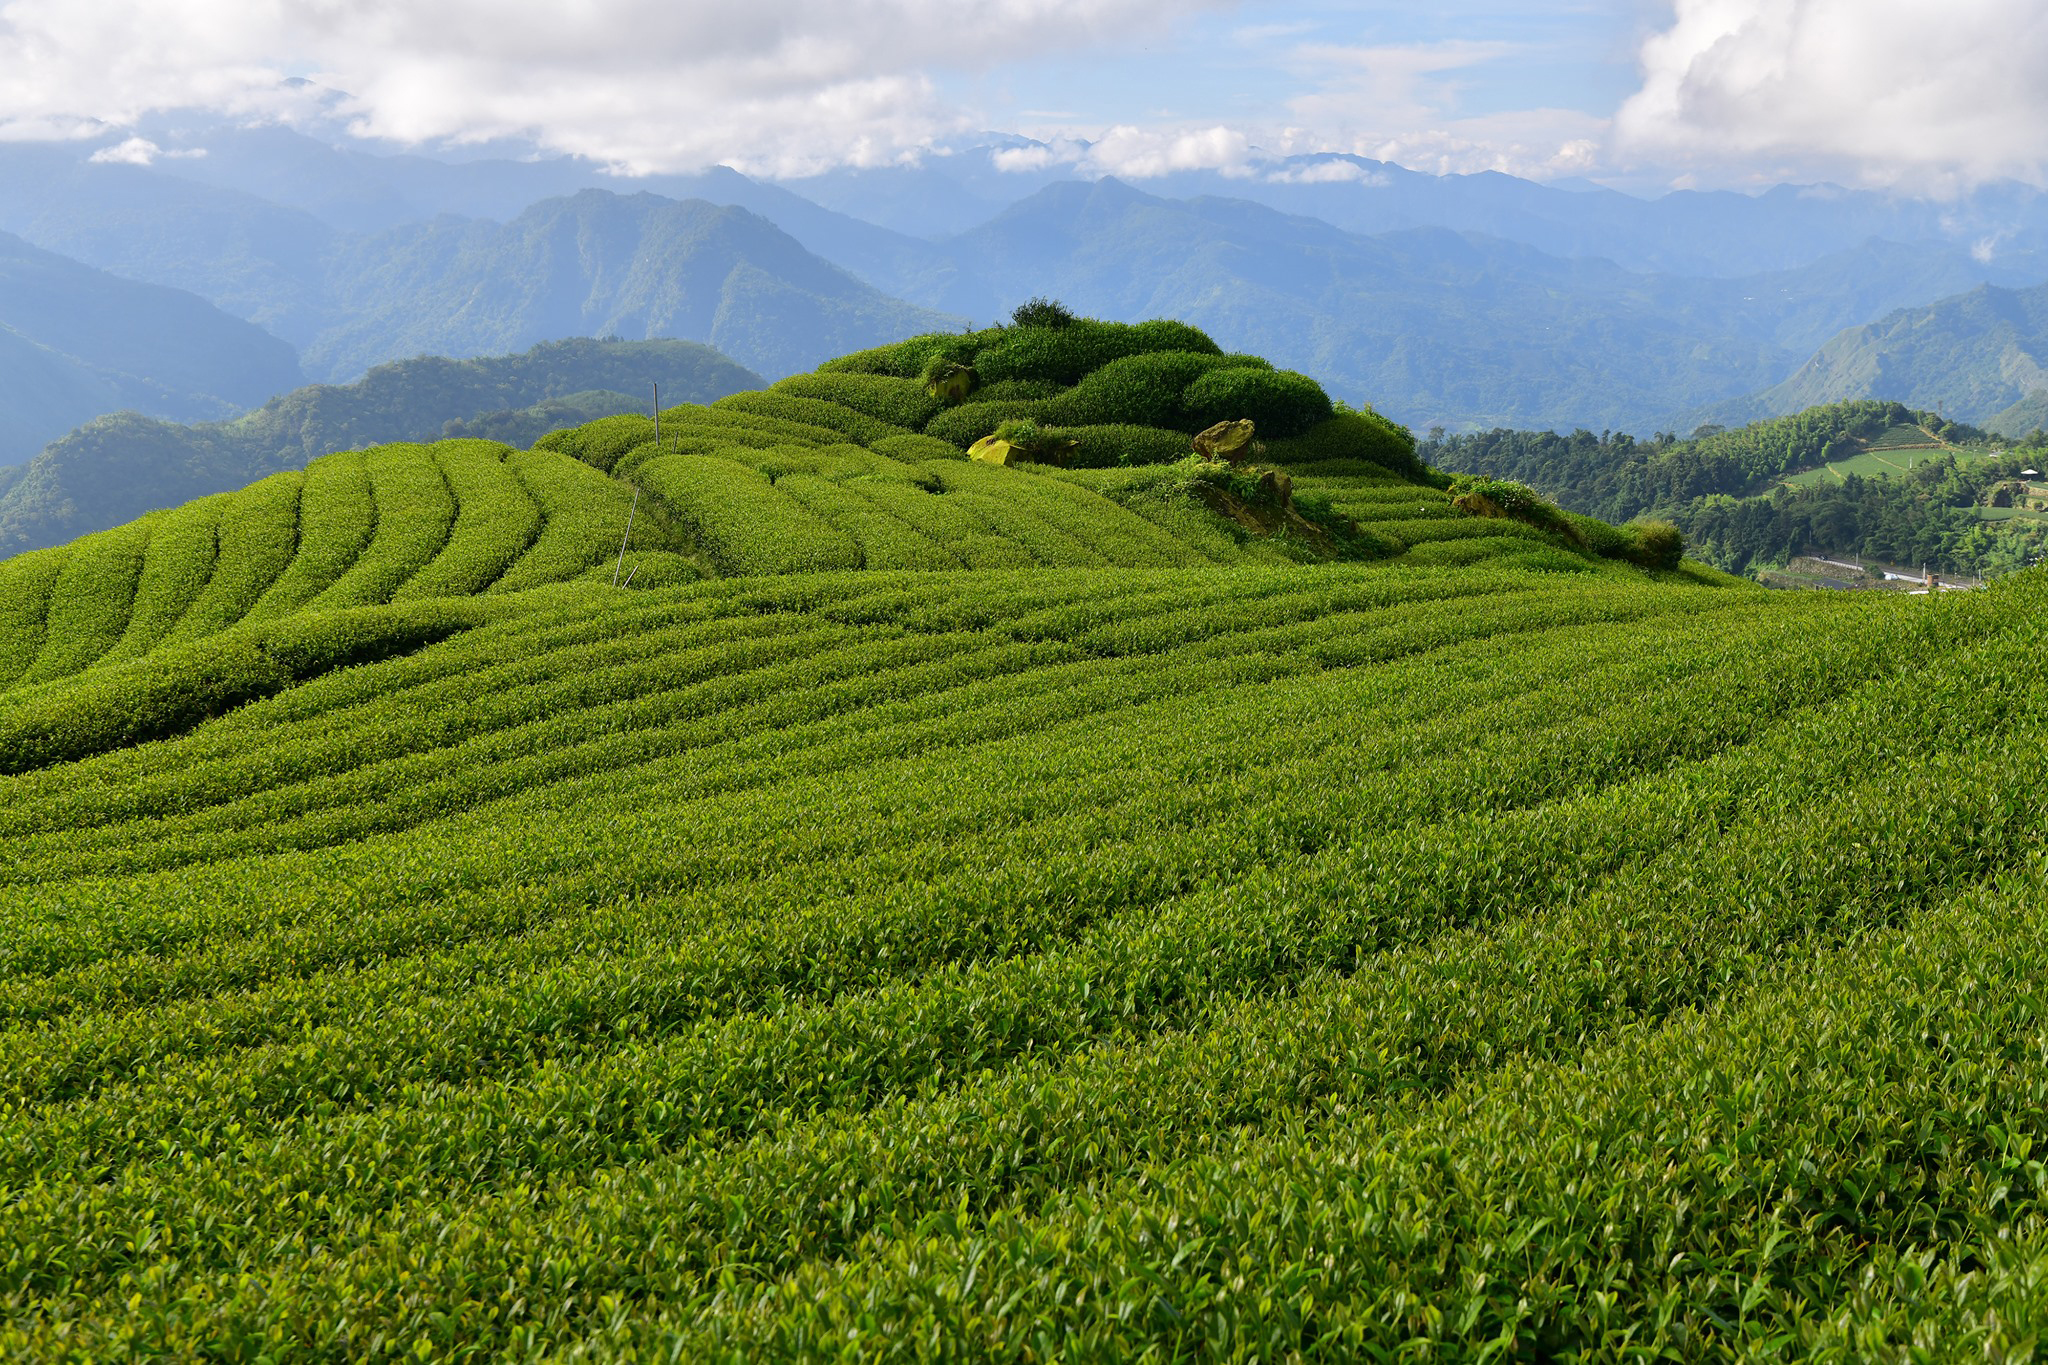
<box><xmin>3</xmin><ymin>318</ymin><xmax>2046</xmax><ymax>1360</ymax></box>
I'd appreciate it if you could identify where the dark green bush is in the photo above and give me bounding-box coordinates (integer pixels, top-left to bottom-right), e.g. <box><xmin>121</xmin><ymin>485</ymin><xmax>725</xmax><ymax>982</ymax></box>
<box><xmin>1038</xmin><ymin>352</ymin><xmax>1232</xmax><ymax>429</ymax></box>
<box><xmin>1055</xmin><ymin>424</ymin><xmax>1196</xmax><ymax>469</ymax></box>
<box><xmin>1560</xmin><ymin>512</ymin><xmax>1686</xmax><ymax>570</ymax></box>
<box><xmin>925</xmin><ymin>401</ymin><xmax>1046</xmax><ymax>448</ymax></box>
<box><xmin>817</xmin><ymin>330</ymin><xmax>993</xmax><ymax>378</ymax></box>
<box><xmin>973</xmin><ymin>379</ymin><xmax>1063</xmax><ymax>403</ymax></box>
<box><xmin>1451</xmin><ymin>477</ymin><xmax>1586</xmax><ymax>547</ymax></box>
<box><xmin>870</xmin><ymin>433</ymin><xmax>966</xmax><ymax>463</ymax></box>
<box><xmin>771</xmin><ymin>373</ymin><xmax>945</xmax><ymax>431</ymax></box>
<box><xmin>1266</xmin><ymin>410</ymin><xmax>1423</xmax><ymax>478</ymax></box>
<box><xmin>1626</xmin><ymin>519</ymin><xmax>1686</xmax><ymax>571</ymax></box>
<box><xmin>1126</xmin><ymin>319</ymin><xmax>1223</xmax><ymax>356</ymax></box>
<box><xmin>713</xmin><ymin>392</ymin><xmax>913</xmax><ymax>447</ymax></box>
<box><xmin>533</xmin><ymin>414</ymin><xmax>656</xmax><ymax>473</ymax></box>
<box><xmin>1010</xmin><ymin>296</ymin><xmax>1077</xmax><ymax>328</ymax></box>
<box><xmin>974</xmin><ymin>319</ymin><xmax>1221</xmax><ymax>388</ymax></box>
<box><xmin>1564</xmin><ymin>512</ymin><xmax>1631</xmax><ymax>560</ymax></box>
<box><xmin>1180</xmin><ymin>367</ymin><xmax>1334</xmax><ymax>437</ymax></box>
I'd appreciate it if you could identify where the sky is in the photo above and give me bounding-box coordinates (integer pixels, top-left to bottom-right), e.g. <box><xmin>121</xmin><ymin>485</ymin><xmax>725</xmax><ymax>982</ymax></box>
<box><xmin>3</xmin><ymin>0</ymin><xmax>2046</xmax><ymax>195</ymax></box>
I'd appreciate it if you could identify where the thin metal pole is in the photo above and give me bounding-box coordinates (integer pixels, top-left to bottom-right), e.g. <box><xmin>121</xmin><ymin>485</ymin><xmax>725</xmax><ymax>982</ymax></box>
<box><xmin>613</xmin><ymin>381</ymin><xmax>657</xmax><ymax>588</ymax></box>
<box><xmin>613</xmin><ymin>488</ymin><xmax>638</xmax><ymax>587</ymax></box>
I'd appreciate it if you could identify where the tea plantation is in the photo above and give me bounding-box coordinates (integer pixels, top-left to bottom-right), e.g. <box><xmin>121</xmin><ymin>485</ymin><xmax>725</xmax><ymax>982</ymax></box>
<box><xmin>3</xmin><ymin>319</ymin><xmax>2045</xmax><ymax>1360</ymax></box>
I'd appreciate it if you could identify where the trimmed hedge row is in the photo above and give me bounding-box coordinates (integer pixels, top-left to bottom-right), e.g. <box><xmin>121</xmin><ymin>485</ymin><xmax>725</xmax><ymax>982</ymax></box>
<box><xmin>926</xmin><ymin>401</ymin><xmax>1046</xmax><ymax>449</ymax></box>
<box><xmin>975</xmin><ymin>319</ymin><xmax>1221</xmax><ymax>387</ymax></box>
<box><xmin>0</xmin><ymin>601</ymin><xmax>482</xmax><ymax>775</ymax></box>
<box><xmin>245</xmin><ymin>451</ymin><xmax>377</xmax><ymax>622</ymax></box>
<box><xmin>396</xmin><ymin>443</ymin><xmax>541</xmax><ymax>600</ymax></box>
<box><xmin>1266</xmin><ymin>410</ymin><xmax>1425</xmax><ymax>478</ymax></box>
<box><xmin>1181</xmin><ymin>366</ymin><xmax>1333</xmax><ymax>436</ymax></box>
<box><xmin>533</xmin><ymin>415</ymin><xmax>656</xmax><ymax>473</ymax></box>
<box><xmin>0</xmin><ymin>546</ymin><xmax>67</xmax><ymax>691</ymax></box>
<box><xmin>1055</xmin><ymin>424</ymin><xmax>1196</xmax><ymax>469</ymax></box>
<box><xmin>870</xmin><ymin>433</ymin><xmax>965</xmax><ymax>465</ymax></box>
<box><xmin>819</xmin><ymin>320</ymin><xmax>1223</xmax><ymax>390</ymax></box>
<box><xmin>636</xmin><ymin>455</ymin><xmax>862</xmax><ymax>576</ymax></box>
<box><xmin>771</xmin><ymin>374</ymin><xmax>945</xmax><ymax>432</ymax></box>
<box><xmin>304</xmin><ymin>445</ymin><xmax>457</xmax><ymax>610</ymax></box>
<box><xmin>100</xmin><ymin>494</ymin><xmax>225</xmax><ymax>665</ymax></box>
<box><xmin>1034</xmin><ymin>352</ymin><xmax>1233</xmax><ymax>429</ymax></box>
<box><xmin>19</xmin><ymin>513</ymin><xmax>158</xmax><ymax>686</ymax></box>
<box><xmin>161</xmin><ymin>472</ymin><xmax>302</xmax><ymax>644</ymax></box>
<box><xmin>492</xmin><ymin>451</ymin><xmax>639</xmax><ymax>593</ymax></box>
<box><xmin>712</xmin><ymin>392</ymin><xmax>914</xmax><ymax>448</ymax></box>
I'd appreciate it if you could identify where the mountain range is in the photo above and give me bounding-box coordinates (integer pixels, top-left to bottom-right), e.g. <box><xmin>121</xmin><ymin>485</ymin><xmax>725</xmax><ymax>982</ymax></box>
<box><xmin>0</xmin><ymin>338</ymin><xmax>757</xmax><ymax>555</ymax></box>
<box><xmin>0</xmin><ymin>229</ymin><xmax>303</xmax><ymax>466</ymax></box>
<box><xmin>5</xmin><ymin>116</ymin><xmax>2048</xmax><ymax>470</ymax></box>
<box><xmin>1690</xmin><ymin>281</ymin><xmax>2048</xmax><ymax>436</ymax></box>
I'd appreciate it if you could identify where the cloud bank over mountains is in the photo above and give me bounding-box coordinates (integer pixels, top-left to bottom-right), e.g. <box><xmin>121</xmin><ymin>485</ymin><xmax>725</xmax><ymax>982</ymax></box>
<box><xmin>1614</xmin><ymin>0</ymin><xmax>2048</xmax><ymax>191</ymax></box>
<box><xmin>0</xmin><ymin>0</ymin><xmax>2041</xmax><ymax>193</ymax></box>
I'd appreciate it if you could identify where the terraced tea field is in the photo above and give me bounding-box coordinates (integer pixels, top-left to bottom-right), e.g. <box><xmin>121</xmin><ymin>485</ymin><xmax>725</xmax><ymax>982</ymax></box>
<box><xmin>3</xmin><ymin>319</ymin><xmax>2044</xmax><ymax>1359</ymax></box>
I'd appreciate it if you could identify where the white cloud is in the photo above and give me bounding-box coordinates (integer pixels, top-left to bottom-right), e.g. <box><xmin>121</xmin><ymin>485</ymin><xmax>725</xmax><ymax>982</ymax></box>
<box><xmin>0</xmin><ymin>0</ymin><xmax>1234</xmax><ymax>175</ymax></box>
<box><xmin>1614</xmin><ymin>0</ymin><xmax>2048</xmax><ymax>190</ymax></box>
<box><xmin>86</xmin><ymin>135</ymin><xmax>206</xmax><ymax>165</ymax></box>
<box><xmin>1357</xmin><ymin>112</ymin><xmax>1609</xmax><ymax>180</ymax></box>
<box><xmin>1265</xmin><ymin>158</ymin><xmax>1384</xmax><ymax>186</ymax></box>
<box><xmin>1083</xmin><ymin>125</ymin><xmax>1257</xmax><ymax>178</ymax></box>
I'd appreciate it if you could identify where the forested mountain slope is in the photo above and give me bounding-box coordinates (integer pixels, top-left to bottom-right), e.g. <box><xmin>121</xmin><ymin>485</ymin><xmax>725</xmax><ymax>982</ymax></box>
<box><xmin>307</xmin><ymin>192</ymin><xmax>964</xmax><ymax>383</ymax></box>
<box><xmin>1</xmin><ymin>318</ymin><xmax>2042</xmax><ymax>1358</ymax></box>
<box><xmin>0</xmin><ymin>339</ymin><xmax>759</xmax><ymax>557</ymax></box>
<box><xmin>0</xmin><ymin>231</ymin><xmax>304</xmax><ymax>467</ymax></box>
<box><xmin>1700</xmin><ymin>280</ymin><xmax>2048</xmax><ymax>432</ymax></box>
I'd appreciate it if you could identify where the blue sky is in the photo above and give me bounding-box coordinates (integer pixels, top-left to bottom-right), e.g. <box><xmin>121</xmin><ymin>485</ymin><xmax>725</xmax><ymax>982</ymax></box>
<box><xmin>954</xmin><ymin>3</ymin><xmax>1650</xmax><ymax>131</ymax></box>
<box><xmin>1</xmin><ymin>0</ymin><xmax>2043</xmax><ymax>195</ymax></box>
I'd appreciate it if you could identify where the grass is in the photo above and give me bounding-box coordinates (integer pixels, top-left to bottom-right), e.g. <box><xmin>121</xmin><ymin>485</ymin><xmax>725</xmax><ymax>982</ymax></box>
<box><xmin>1780</xmin><ymin>426</ymin><xmax>1994</xmax><ymax>488</ymax></box>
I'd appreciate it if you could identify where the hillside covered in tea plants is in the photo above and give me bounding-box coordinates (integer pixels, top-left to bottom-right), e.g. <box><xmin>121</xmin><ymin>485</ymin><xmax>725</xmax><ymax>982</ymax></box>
<box><xmin>2</xmin><ymin>315</ymin><xmax>2044</xmax><ymax>1360</ymax></box>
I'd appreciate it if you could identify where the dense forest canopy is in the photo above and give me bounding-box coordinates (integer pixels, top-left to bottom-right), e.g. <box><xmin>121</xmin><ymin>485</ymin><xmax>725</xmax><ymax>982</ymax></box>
<box><xmin>1425</xmin><ymin>401</ymin><xmax>2046</xmax><ymax>578</ymax></box>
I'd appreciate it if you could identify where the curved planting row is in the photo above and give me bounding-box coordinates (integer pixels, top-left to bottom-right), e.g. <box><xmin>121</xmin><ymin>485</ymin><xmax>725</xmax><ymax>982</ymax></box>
<box><xmin>520</xmin><ymin>318</ymin><xmax>1605</xmax><ymax>578</ymax></box>
<box><xmin>0</xmin><ymin>562</ymin><xmax>2039</xmax><ymax>1354</ymax></box>
<box><xmin>0</xmin><ymin>441</ymin><xmax>641</xmax><ymax>690</ymax></box>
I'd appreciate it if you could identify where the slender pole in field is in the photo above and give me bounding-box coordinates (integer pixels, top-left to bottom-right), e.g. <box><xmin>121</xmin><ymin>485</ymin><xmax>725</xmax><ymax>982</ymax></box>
<box><xmin>613</xmin><ymin>488</ymin><xmax>639</xmax><ymax>587</ymax></box>
<box><xmin>613</xmin><ymin>382</ymin><xmax>655</xmax><ymax>588</ymax></box>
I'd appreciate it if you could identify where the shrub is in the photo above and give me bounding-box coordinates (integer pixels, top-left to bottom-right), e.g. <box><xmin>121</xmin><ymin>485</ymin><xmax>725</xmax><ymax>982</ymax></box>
<box><xmin>973</xmin><ymin>379</ymin><xmax>1063</xmax><ymax>404</ymax></box>
<box><xmin>1038</xmin><ymin>352</ymin><xmax>1232</xmax><ymax>429</ymax></box>
<box><xmin>1564</xmin><ymin>512</ymin><xmax>1632</xmax><ymax>560</ymax></box>
<box><xmin>973</xmin><ymin>319</ymin><xmax>1221</xmax><ymax>388</ymax></box>
<box><xmin>1265</xmin><ymin>410</ymin><xmax>1423</xmax><ymax>479</ymax></box>
<box><xmin>1055</xmin><ymin>424</ymin><xmax>1195</xmax><ymax>469</ymax></box>
<box><xmin>1626</xmin><ymin>519</ymin><xmax>1686</xmax><ymax>571</ymax></box>
<box><xmin>1180</xmin><ymin>367</ymin><xmax>1334</xmax><ymax>437</ymax></box>
<box><xmin>871</xmin><ymin>433</ymin><xmax>967</xmax><ymax>464</ymax></box>
<box><xmin>1559</xmin><ymin>512</ymin><xmax>1686</xmax><ymax>570</ymax></box>
<box><xmin>1125</xmin><ymin>318</ymin><xmax>1223</xmax><ymax>357</ymax></box>
<box><xmin>772</xmin><ymin>373</ymin><xmax>945</xmax><ymax>431</ymax></box>
<box><xmin>533</xmin><ymin>415</ymin><xmax>656</xmax><ymax>473</ymax></box>
<box><xmin>926</xmin><ymin>401</ymin><xmax>1047</xmax><ymax>449</ymax></box>
<box><xmin>712</xmin><ymin>392</ymin><xmax>913</xmax><ymax>447</ymax></box>
<box><xmin>1450</xmin><ymin>477</ymin><xmax>1586</xmax><ymax>547</ymax></box>
<box><xmin>1010</xmin><ymin>296</ymin><xmax>1077</xmax><ymax>329</ymax></box>
<box><xmin>816</xmin><ymin>330</ymin><xmax>994</xmax><ymax>378</ymax></box>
